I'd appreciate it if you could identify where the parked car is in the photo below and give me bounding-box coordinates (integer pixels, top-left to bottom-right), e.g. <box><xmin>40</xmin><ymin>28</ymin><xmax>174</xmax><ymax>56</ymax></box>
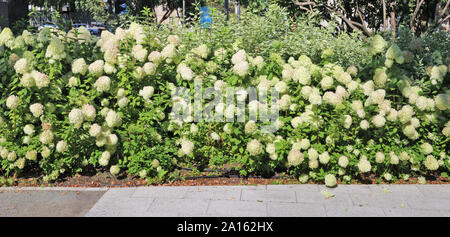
<box><xmin>37</xmin><ymin>23</ymin><xmax>60</xmax><ymax>31</ymax></box>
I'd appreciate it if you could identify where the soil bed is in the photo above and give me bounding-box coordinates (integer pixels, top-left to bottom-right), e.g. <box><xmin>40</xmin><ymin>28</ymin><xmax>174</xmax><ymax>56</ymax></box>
<box><xmin>1</xmin><ymin>169</ymin><xmax>449</xmax><ymax>188</ymax></box>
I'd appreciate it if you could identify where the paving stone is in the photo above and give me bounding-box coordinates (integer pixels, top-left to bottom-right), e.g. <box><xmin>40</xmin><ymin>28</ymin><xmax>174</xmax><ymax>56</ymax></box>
<box><xmin>132</xmin><ymin>186</ymin><xmax>189</xmax><ymax>199</ymax></box>
<box><xmin>0</xmin><ymin>190</ymin><xmax>105</xmax><ymax>217</ymax></box>
<box><xmin>206</xmin><ymin>200</ymin><xmax>267</xmax><ymax>217</ymax></box>
<box><xmin>241</xmin><ymin>189</ymin><xmax>297</xmax><ymax>203</ymax></box>
<box><xmin>267</xmin><ymin>184</ymin><xmax>319</xmax><ymax>192</ymax></box>
<box><xmin>406</xmin><ymin>198</ymin><xmax>450</xmax><ymax>211</ymax></box>
<box><xmin>100</xmin><ymin>188</ymin><xmax>136</xmax><ymax>199</ymax></box>
<box><xmin>415</xmin><ymin>185</ymin><xmax>450</xmax><ymax>199</ymax></box>
<box><xmin>267</xmin><ymin>202</ymin><xmax>326</xmax><ymax>217</ymax></box>
<box><xmin>384</xmin><ymin>207</ymin><xmax>448</xmax><ymax>217</ymax></box>
<box><xmin>350</xmin><ymin>193</ymin><xmax>409</xmax><ymax>208</ymax></box>
<box><xmin>85</xmin><ymin>197</ymin><xmax>153</xmax><ymax>217</ymax></box>
<box><xmin>185</xmin><ymin>186</ymin><xmax>241</xmax><ymax>201</ymax></box>
<box><xmin>296</xmin><ymin>190</ymin><xmax>354</xmax><ymax>206</ymax></box>
<box><xmin>325</xmin><ymin>205</ymin><xmax>386</xmax><ymax>217</ymax></box>
<box><xmin>331</xmin><ymin>185</ymin><xmax>373</xmax><ymax>194</ymax></box>
<box><xmin>369</xmin><ymin>185</ymin><xmax>423</xmax><ymax>198</ymax></box>
<box><xmin>146</xmin><ymin>198</ymin><xmax>210</xmax><ymax>217</ymax></box>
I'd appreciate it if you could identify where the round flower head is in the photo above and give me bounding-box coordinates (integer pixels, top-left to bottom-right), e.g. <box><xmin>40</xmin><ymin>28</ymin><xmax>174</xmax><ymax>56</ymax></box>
<box><xmin>372</xmin><ymin>114</ymin><xmax>386</xmax><ymax>128</ymax></box>
<box><xmin>139</xmin><ymin>86</ymin><xmax>154</xmax><ymax>100</ymax></box>
<box><xmin>358</xmin><ymin>158</ymin><xmax>372</xmax><ymax>173</ymax></box>
<box><xmin>320</xmin><ymin>76</ymin><xmax>334</xmax><ymax>90</ymax></box>
<box><xmin>308</xmin><ymin>159</ymin><xmax>319</xmax><ymax>169</ymax></box>
<box><xmin>56</xmin><ymin>140</ymin><xmax>68</xmax><ymax>153</ymax></box>
<box><xmin>148</xmin><ymin>51</ymin><xmax>162</xmax><ymax>63</ymax></box>
<box><xmin>180</xmin><ymin>139</ymin><xmax>194</xmax><ymax>156</ymax></box>
<box><xmin>247</xmin><ymin>139</ymin><xmax>263</xmax><ymax>156</ymax></box>
<box><xmin>274</xmin><ymin>81</ymin><xmax>288</xmax><ymax>94</ymax></box>
<box><xmin>0</xmin><ymin>27</ymin><xmax>14</xmax><ymax>48</ymax></box>
<box><xmin>29</xmin><ymin>103</ymin><xmax>44</xmax><ymax>117</ymax></box>
<box><xmin>39</xmin><ymin>130</ymin><xmax>54</xmax><ymax>145</ymax></box>
<box><xmin>288</xmin><ymin>148</ymin><xmax>304</xmax><ymax>167</ymax></box>
<box><xmin>104</xmin><ymin>62</ymin><xmax>117</xmax><ymax>74</ymax></box>
<box><xmin>179</xmin><ymin>65</ymin><xmax>194</xmax><ymax>81</ymax></box>
<box><xmin>23</xmin><ymin>124</ymin><xmax>35</xmax><ymax>135</ymax></box>
<box><xmin>389</xmin><ymin>152</ymin><xmax>399</xmax><ymax>165</ymax></box>
<box><xmin>211</xmin><ymin>132</ymin><xmax>220</xmax><ymax>141</ymax></box>
<box><xmin>192</xmin><ymin>44</ymin><xmax>209</xmax><ymax>59</ymax></box>
<box><xmin>81</xmin><ymin>104</ymin><xmax>96</xmax><ymax>121</ymax></box>
<box><xmin>292</xmin><ymin>67</ymin><xmax>311</xmax><ymax>85</ymax></box>
<box><xmin>110</xmin><ymin>165</ymin><xmax>120</xmax><ymax>175</ymax></box>
<box><xmin>319</xmin><ymin>152</ymin><xmax>330</xmax><ymax>164</ymax></box>
<box><xmin>104</xmin><ymin>47</ymin><xmax>119</xmax><ymax>64</ymax></box>
<box><xmin>143</xmin><ymin>62</ymin><xmax>156</xmax><ymax>76</ymax></box>
<box><xmin>424</xmin><ymin>155</ymin><xmax>439</xmax><ymax>171</ymax></box>
<box><xmin>266</xmin><ymin>143</ymin><xmax>276</xmax><ymax>154</ymax></box>
<box><xmin>72</xmin><ymin>58</ymin><xmax>87</xmax><ymax>75</ymax></box>
<box><xmin>420</xmin><ymin>143</ymin><xmax>433</xmax><ymax>155</ymax></box>
<box><xmin>45</xmin><ymin>37</ymin><xmax>66</xmax><ymax>62</ymax></box>
<box><xmin>6</xmin><ymin>95</ymin><xmax>19</xmax><ymax>109</ymax></box>
<box><xmin>233</xmin><ymin>61</ymin><xmax>249</xmax><ymax>77</ymax></box>
<box><xmin>338</xmin><ymin>156</ymin><xmax>349</xmax><ymax>168</ymax></box>
<box><xmin>373</xmin><ymin>68</ymin><xmax>387</xmax><ymax>87</ymax></box>
<box><xmin>167</xmin><ymin>35</ymin><xmax>180</xmax><ymax>45</ymax></box>
<box><xmin>105</xmin><ymin>110</ymin><xmax>122</xmax><ymax>128</ymax></box>
<box><xmin>343</xmin><ymin>115</ymin><xmax>352</xmax><ymax>129</ymax></box>
<box><xmin>308</xmin><ymin>148</ymin><xmax>319</xmax><ymax>160</ymax></box>
<box><xmin>41</xmin><ymin>146</ymin><xmax>51</xmax><ymax>158</ymax></box>
<box><xmin>118</xmin><ymin>97</ymin><xmax>129</xmax><ymax>108</ymax></box>
<box><xmin>324</xmin><ymin>174</ymin><xmax>337</xmax><ymax>187</ymax></box>
<box><xmin>20</xmin><ymin>73</ymin><xmax>35</xmax><ymax>88</ymax></box>
<box><xmin>89</xmin><ymin>123</ymin><xmax>102</xmax><ymax>137</ymax></box>
<box><xmin>299</xmin><ymin>139</ymin><xmax>310</xmax><ymax>150</ymax></box>
<box><xmin>161</xmin><ymin>44</ymin><xmax>177</xmax><ymax>59</ymax></box>
<box><xmin>14</xmin><ymin>58</ymin><xmax>30</xmax><ymax>74</ymax></box>
<box><xmin>244</xmin><ymin>120</ymin><xmax>258</xmax><ymax>134</ymax></box>
<box><xmin>31</xmin><ymin>70</ymin><xmax>50</xmax><ymax>89</ymax></box>
<box><xmin>435</xmin><ymin>94</ymin><xmax>448</xmax><ymax>111</ymax></box>
<box><xmin>132</xmin><ymin>44</ymin><xmax>148</xmax><ymax>62</ymax></box>
<box><xmin>335</xmin><ymin>71</ymin><xmax>352</xmax><ymax>85</ymax></box>
<box><xmin>69</xmin><ymin>109</ymin><xmax>84</xmax><ymax>129</ymax></box>
<box><xmin>279</xmin><ymin>94</ymin><xmax>291</xmax><ymax>111</ymax></box>
<box><xmin>139</xmin><ymin>170</ymin><xmax>147</xmax><ymax>178</ymax></box>
<box><xmin>232</xmin><ymin>50</ymin><xmax>247</xmax><ymax>64</ymax></box>
<box><xmin>88</xmin><ymin>60</ymin><xmax>105</xmax><ymax>76</ymax></box>
<box><xmin>94</xmin><ymin>76</ymin><xmax>111</xmax><ymax>93</ymax></box>
<box><xmin>370</xmin><ymin>35</ymin><xmax>387</xmax><ymax>54</ymax></box>
<box><xmin>375</xmin><ymin>152</ymin><xmax>385</xmax><ymax>163</ymax></box>
<box><xmin>99</xmin><ymin>151</ymin><xmax>111</xmax><ymax>166</ymax></box>
<box><xmin>7</xmin><ymin>151</ymin><xmax>17</xmax><ymax>162</ymax></box>
<box><xmin>25</xmin><ymin>150</ymin><xmax>37</xmax><ymax>161</ymax></box>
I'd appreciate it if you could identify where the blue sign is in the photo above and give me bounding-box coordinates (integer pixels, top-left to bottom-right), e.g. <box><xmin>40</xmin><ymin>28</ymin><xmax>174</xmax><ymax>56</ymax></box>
<box><xmin>120</xmin><ymin>3</ymin><xmax>127</xmax><ymax>14</ymax></box>
<box><xmin>200</xmin><ymin>7</ymin><xmax>213</xmax><ymax>28</ymax></box>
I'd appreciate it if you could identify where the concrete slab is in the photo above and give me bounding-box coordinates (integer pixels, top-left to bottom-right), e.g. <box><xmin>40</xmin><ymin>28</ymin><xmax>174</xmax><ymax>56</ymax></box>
<box><xmin>85</xmin><ymin>197</ymin><xmax>154</xmax><ymax>217</ymax></box>
<box><xmin>241</xmin><ymin>189</ymin><xmax>297</xmax><ymax>203</ymax></box>
<box><xmin>206</xmin><ymin>200</ymin><xmax>267</xmax><ymax>217</ymax></box>
<box><xmin>0</xmin><ymin>190</ymin><xmax>105</xmax><ymax>217</ymax></box>
<box><xmin>325</xmin><ymin>205</ymin><xmax>386</xmax><ymax>217</ymax></box>
<box><xmin>132</xmin><ymin>186</ymin><xmax>189</xmax><ymax>199</ymax></box>
<box><xmin>267</xmin><ymin>202</ymin><xmax>326</xmax><ymax>217</ymax></box>
<box><xmin>147</xmin><ymin>198</ymin><xmax>210</xmax><ymax>217</ymax></box>
<box><xmin>185</xmin><ymin>186</ymin><xmax>242</xmax><ymax>201</ymax></box>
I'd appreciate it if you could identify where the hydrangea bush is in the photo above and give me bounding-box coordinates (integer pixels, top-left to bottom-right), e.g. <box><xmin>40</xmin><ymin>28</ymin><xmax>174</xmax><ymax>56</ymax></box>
<box><xmin>0</xmin><ymin>20</ymin><xmax>448</xmax><ymax>185</ymax></box>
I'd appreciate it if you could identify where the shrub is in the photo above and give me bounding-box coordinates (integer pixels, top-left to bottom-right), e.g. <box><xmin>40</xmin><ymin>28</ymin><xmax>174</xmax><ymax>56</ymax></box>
<box><xmin>0</xmin><ymin>12</ymin><xmax>448</xmax><ymax>184</ymax></box>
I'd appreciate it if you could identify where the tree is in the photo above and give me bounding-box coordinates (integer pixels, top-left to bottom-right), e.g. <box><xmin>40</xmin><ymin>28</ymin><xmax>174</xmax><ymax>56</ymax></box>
<box><xmin>288</xmin><ymin>0</ymin><xmax>449</xmax><ymax>36</ymax></box>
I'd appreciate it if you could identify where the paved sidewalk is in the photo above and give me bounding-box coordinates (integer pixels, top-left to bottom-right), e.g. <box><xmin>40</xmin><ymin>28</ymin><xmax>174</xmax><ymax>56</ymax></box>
<box><xmin>1</xmin><ymin>184</ymin><xmax>449</xmax><ymax>217</ymax></box>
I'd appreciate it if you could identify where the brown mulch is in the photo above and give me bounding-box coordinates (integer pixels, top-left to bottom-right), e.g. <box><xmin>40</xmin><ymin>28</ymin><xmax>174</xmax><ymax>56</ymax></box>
<box><xmin>1</xmin><ymin>169</ymin><xmax>449</xmax><ymax>188</ymax></box>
